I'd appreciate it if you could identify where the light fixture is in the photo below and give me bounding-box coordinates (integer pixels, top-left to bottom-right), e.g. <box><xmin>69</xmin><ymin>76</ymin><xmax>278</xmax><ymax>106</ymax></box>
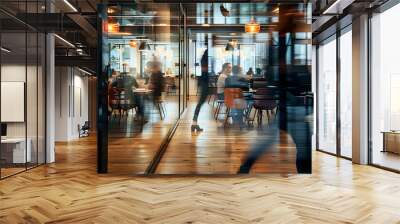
<box><xmin>322</xmin><ymin>0</ymin><xmax>345</xmax><ymax>15</ymax></box>
<box><xmin>225</xmin><ymin>42</ymin><xmax>234</xmax><ymax>51</ymax></box>
<box><xmin>129</xmin><ymin>40</ymin><xmax>137</xmax><ymax>48</ymax></box>
<box><xmin>54</xmin><ymin>34</ymin><xmax>75</xmax><ymax>48</ymax></box>
<box><xmin>78</xmin><ymin>67</ymin><xmax>93</xmax><ymax>76</ymax></box>
<box><xmin>245</xmin><ymin>17</ymin><xmax>260</xmax><ymax>33</ymax></box>
<box><xmin>107</xmin><ymin>22</ymin><xmax>120</xmax><ymax>33</ymax></box>
<box><xmin>272</xmin><ymin>7</ymin><xmax>279</xmax><ymax>14</ymax></box>
<box><xmin>138</xmin><ymin>42</ymin><xmax>151</xmax><ymax>51</ymax></box>
<box><xmin>220</xmin><ymin>4</ymin><xmax>230</xmax><ymax>17</ymax></box>
<box><xmin>63</xmin><ymin>0</ymin><xmax>78</xmax><ymax>12</ymax></box>
<box><xmin>1</xmin><ymin>47</ymin><xmax>11</xmax><ymax>53</ymax></box>
<box><xmin>107</xmin><ymin>8</ymin><xmax>115</xmax><ymax>14</ymax></box>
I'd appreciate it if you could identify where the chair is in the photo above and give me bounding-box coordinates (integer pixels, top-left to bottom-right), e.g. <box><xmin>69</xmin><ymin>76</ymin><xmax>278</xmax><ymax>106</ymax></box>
<box><xmin>251</xmin><ymin>88</ymin><xmax>278</xmax><ymax>126</ymax></box>
<box><xmin>223</xmin><ymin>88</ymin><xmax>246</xmax><ymax>126</ymax></box>
<box><xmin>109</xmin><ymin>87</ymin><xmax>121</xmax><ymax>117</ymax></box>
<box><xmin>214</xmin><ymin>97</ymin><xmax>225</xmax><ymax>120</ymax></box>
<box><xmin>165</xmin><ymin>76</ymin><xmax>177</xmax><ymax>96</ymax></box>
<box><xmin>78</xmin><ymin>121</ymin><xmax>90</xmax><ymax>138</ymax></box>
<box><xmin>252</xmin><ymin>78</ymin><xmax>267</xmax><ymax>89</ymax></box>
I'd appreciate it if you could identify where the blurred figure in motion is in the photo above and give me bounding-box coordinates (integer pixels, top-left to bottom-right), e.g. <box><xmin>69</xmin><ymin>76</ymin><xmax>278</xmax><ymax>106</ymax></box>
<box><xmin>148</xmin><ymin>60</ymin><xmax>165</xmax><ymax>120</ymax></box>
<box><xmin>148</xmin><ymin>60</ymin><xmax>164</xmax><ymax>100</ymax></box>
<box><xmin>238</xmin><ymin>87</ymin><xmax>312</xmax><ymax>174</ymax></box>
<box><xmin>216</xmin><ymin>63</ymin><xmax>232</xmax><ymax>100</ymax></box>
<box><xmin>191</xmin><ymin>49</ymin><xmax>209</xmax><ymax>132</ymax></box>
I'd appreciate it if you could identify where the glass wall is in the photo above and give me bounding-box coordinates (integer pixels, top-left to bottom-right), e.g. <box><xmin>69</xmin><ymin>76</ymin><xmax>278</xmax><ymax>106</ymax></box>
<box><xmin>317</xmin><ymin>35</ymin><xmax>337</xmax><ymax>154</ymax></box>
<box><xmin>98</xmin><ymin>3</ymin><xmax>313</xmax><ymax>175</ymax></box>
<box><xmin>100</xmin><ymin>3</ymin><xmax>185</xmax><ymax>174</ymax></box>
<box><xmin>339</xmin><ymin>27</ymin><xmax>352</xmax><ymax>158</ymax></box>
<box><xmin>370</xmin><ymin>3</ymin><xmax>400</xmax><ymax>171</ymax></box>
<box><xmin>0</xmin><ymin>1</ymin><xmax>46</xmax><ymax>179</ymax></box>
<box><xmin>316</xmin><ymin>25</ymin><xmax>353</xmax><ymax>159</ymax></box>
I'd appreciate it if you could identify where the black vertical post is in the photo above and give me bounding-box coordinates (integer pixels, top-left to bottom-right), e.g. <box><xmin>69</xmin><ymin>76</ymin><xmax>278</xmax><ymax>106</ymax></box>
<box><xmin>278</xmin><ymin>8</ymin><xmax>288</xmax><ymax>131</ymax></box>
<box><xmin>97</xmin><ymin>4</ymin><xmax>108</xmax><ymax>173</ymax></box>
<box><xmin>336</xmin><ymin>26</ymin><xmax>341</xmax><ymax>157</ymax></box>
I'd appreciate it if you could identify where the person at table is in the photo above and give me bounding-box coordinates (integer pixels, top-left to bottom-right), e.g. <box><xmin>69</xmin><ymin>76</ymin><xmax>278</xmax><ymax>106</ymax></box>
<box><xmin>225</xmin><ymin>65</ymin><xmax>248</xmax><ymax>128</ymax></box>
<box><xmin>191</xmin><ymin>49</ymin><xmax>209</xmax><ymax>132</ymax></box>
<box><xmin>225</xmin><ymin>65</ymin><xmax>248</xmax><ymax>88</ymax></box>
<box><xmin>246</xmin><ymin>67</ymin><xmax>254</xmax><ymax>77</ymax></box>
<box><xmin>255</xmin><ymin>68</ymin><xmax>262</xmax><ymax>77</ymax></box>
<box><xmin>216</xmin><ymin>62</ymin><xmax>232</xmax><ymax>100</ymax></box>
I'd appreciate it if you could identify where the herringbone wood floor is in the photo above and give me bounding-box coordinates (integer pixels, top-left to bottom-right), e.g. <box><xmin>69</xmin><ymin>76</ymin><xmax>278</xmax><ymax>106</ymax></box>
<box><xmin>0</xmin><ymin>135</ymin><xmax>400</xmax><ymax>223</ymax></box>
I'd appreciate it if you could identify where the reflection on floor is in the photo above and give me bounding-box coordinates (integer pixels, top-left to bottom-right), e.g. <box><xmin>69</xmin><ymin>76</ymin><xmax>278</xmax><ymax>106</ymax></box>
<box><xmin>1</xmin><ymin>163</ymin><xmax>44</xmax><ymax>179</ymax></box>
<box><xmin>0</xmin><ymin>167</ymin><xmax>25</xmax><ymax>178</ymax></box>
<box><xmin>372</xmin><ymin>151</ymin><xmax>400</xmax><ymax>171</ymax></box>
<box><xmin>1</xmin><ymin>139</ymin><xmax>400</xmax><ymax>223</ymax></box>
<box><xmin>156</xmin><ymin>101</ymin><xmax>298</xmax><ymax>174</ymax></box>
<box><xmin>108</xmin><ymin>96</ymin><xmax>179</xmax><ymax>174</ymax></box>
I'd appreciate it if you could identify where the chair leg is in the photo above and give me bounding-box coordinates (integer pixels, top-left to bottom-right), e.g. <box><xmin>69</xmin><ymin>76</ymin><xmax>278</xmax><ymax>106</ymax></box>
<box><xmin>257</xmin><ymin>109</ymin><xmax>263</xmax><ymax>127</ymax></box>
<box><xmin>224</xmin><ymin>107</ymin><xmax>230</xmax><ymax>127</ymax></box>
<box><xmin>215</xmin><ymin>103</ymin><xmax>221</xmax><ymax>120</ymax></box>
<box><xmin>157</xmin><ymin>103</ymin><xmax>163</xmax><ymax>120</ymax></box>
<box><xmin>161</xmin><ymin>103</ymin><xmax>166</xmax><ymax>117</ymax></box>
<box><xmin>266</xmin><ymin>110</ymin><xmax>271</xmax><ymax>123</ymax></box>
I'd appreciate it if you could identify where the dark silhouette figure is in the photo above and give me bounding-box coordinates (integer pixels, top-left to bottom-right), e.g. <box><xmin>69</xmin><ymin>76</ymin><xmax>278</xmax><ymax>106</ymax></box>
<box><xmin>191</xmin><ymin>49</ymin><xmax>209</xmax><ymax>132</ymax></box>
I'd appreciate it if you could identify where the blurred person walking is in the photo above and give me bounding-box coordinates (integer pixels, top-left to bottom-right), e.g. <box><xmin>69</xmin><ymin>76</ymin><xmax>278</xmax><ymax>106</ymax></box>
<box><xmin>191</xmin><ymin>50</ymin><xmax>209</xmax><ymax>132</ymax></box>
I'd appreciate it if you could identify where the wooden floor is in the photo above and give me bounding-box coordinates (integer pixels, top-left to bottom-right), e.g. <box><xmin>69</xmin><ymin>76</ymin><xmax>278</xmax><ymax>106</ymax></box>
<box><xmin>107</xmin><ymin>96</ymin><xmax>180</xmax><ymax>174</ymax></box>
<box><xmin>157</xmin><ymin>101</ymin><xmax>297</xmax><ymax>174</ymax></box>
<box><xmin>0</xmin><ymin>137</ymin><xmax>400</xmax><ymax>223</ymax></box>
<box><xmin>1</xmin><ymin>102</ymin><xmax>400</xmax><ymax>223</ymax></box>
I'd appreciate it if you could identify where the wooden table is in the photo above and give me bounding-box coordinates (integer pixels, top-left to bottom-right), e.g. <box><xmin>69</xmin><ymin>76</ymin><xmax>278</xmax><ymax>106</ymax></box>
<box><xmin>133</xmin><ymin>88</ymin><xmax>153</xmax><ymax>94</ymax></box>
<box><xmin>382</xmin><ymin>131</ymin><xmax>400</xmax><ymax>154</ymax></box>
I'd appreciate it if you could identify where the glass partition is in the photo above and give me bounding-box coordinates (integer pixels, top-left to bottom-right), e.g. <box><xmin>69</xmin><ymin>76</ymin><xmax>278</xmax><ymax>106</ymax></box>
<box><xmin>339</xmin><ymin>27</ymin><xmax>352</xmax><ymax>158</ymax></box>
<box><xmin>0</xmin><ymin>1</ymin><xmax>46</xmax><ymax>179</ymax></box>
<box><xmin>98</xmin><ymin>3</ymin><xmax>313</xmax><ymax>175</ymax></box>
<box><xmin>370</xmin><ymin>3</ymin><xmax>400</xmax><ymax>171</ymax></box>
<box><xmin>317</xmin><ymin>35</ymin><xmax>337</xmax><ymax>154</ymax></box>
<box><xmin>101</xmin><ymin>3</ymin><xmax>185</xmax><ymax>174</ymax></box>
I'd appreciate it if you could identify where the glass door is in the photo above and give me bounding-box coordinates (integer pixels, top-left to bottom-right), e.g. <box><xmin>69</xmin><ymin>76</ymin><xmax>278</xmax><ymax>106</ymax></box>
<box><xmin>317</xmin><ymin>35</ymin><xmax>337</xmax><ymax>155</ymax></box>
<box><xmin>339</xmin><ymin>27</ymin><xmax>352</xmax><ymax>158</ymax></box>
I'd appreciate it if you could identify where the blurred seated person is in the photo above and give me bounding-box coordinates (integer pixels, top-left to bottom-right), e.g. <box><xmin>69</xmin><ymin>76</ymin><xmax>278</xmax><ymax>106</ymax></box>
<box><xmin>246</xmin><ymin>67</ymin><xmax>254</xmax><ymax>77</ymax></box>
<box><xmin>165</xmin><ymin>68</ymin><xmax>173</xmax><ymax>77</ymax></box>
<box><xmin>216</xmin><ymin>62</ymin><xmax>232</xmax><ymax>100</ymax></box>
<box><xmin>148</xmin><ymin>61</ymin><xmax>165</xmax><ymax>100</ymax></box>
<box><xmin>255</xmin><ymin>68</ymin><xmax>262</xmax><ymax>77</ymax></box>
<box><xmin>225</xmin><ymin>65</ymin><xmax>248</xmax><ymax>127</ymax></box>
<box><xmin>225</xmin><ymin>65</ymin><xmax>249</xmax><ymax>89</ymax></box>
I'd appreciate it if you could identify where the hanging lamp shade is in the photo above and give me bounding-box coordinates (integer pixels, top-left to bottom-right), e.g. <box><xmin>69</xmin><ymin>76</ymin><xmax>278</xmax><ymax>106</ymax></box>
<box><xmin>129</xmin><ymin>40</ymin><xmax>137</xmax><ymax>48</ymax></box>
<box><xmin>107</xmin><ymin>22</ymin><xmax>120</xmax><ymax>33</ymax></box>
<box><xmin>245</xmin><ymin>17</ymin><xmax>260</xmax><ymax>33</ymax></box>
<box><xmin>139</xmin><ymin>42</ymin><xmax>151</xmax><ymax>51</ymax></box>
<box><xmin>225</xmin><ymin>42</ymin><xmax>234</xmax><ymax>51</ymax></box>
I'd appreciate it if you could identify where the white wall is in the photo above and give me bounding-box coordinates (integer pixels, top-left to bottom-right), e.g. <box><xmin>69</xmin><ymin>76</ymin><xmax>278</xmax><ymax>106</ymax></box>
<box><xmin>55</xmin><ymin>66</ymin><xmax>89</xmax><ymax>141</ymax></box>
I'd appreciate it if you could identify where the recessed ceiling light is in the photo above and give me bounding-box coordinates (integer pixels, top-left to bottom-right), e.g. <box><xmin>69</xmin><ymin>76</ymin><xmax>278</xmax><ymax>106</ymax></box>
<box><xmin>54</xmin><ymin>34</ymin><xmax>75</xmax><ymax>48</ymax></box>
<box><xmin>63</xmin><ymin>0</ymin><xmax>78</xmax><ymax>12</ymax></box>
<box><xmin>1</xmin><ymin>47</ymin><xmax>11</xmax><ymax>53</ymax></box>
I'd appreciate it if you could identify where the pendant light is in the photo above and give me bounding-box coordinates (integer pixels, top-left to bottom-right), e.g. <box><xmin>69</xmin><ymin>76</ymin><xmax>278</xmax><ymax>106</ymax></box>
<box><xmin>245</xmin><ymin>17</ymin><xmax>260</xmax><ymax>33</ymax></box>
<box><xmin>139</xmin><ymin>42</ymin><xmax>150</xmax><ymax>51</ymax></box>
<box><xmin>129</xmin><ymin>40</ymin><xmax>137</xmax><ymax>48</ymax></box>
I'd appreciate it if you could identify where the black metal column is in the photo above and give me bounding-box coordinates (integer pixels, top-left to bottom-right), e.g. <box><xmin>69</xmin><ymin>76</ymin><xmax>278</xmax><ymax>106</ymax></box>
<box><xmin>97</xmin><ymin>4</ymin><xmax>108</xmax><ymax>173</ymax></box>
